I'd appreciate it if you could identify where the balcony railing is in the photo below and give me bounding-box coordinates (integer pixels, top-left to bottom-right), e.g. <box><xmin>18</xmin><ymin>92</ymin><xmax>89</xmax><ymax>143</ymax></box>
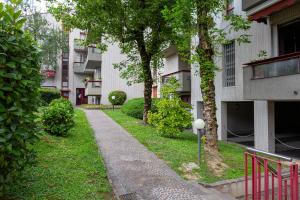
<box><xmin>245</xmin><ymin>52</ymin><xmax>300</xmax><ymax>79</ymax></box>
<box><xmin>85</xmin><ymin>81</ymin><xmax>101</xmax><ymax>96</ymax></box>
<box><xmin>161</xmin><ymin>70</ymin><xmax>191</xmax><ymax>92</ymax></box>
<box><xmin>84</xmin><ymin>47</ymin><xmax>102</xmax><ymax>69</ymax></box>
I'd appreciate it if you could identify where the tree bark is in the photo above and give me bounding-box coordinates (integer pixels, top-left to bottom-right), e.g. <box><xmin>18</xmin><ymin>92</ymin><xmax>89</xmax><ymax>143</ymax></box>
<box><xmin>196</xmin><ymin>1</ymin><xmax>227</xmax><ymax>175</ymax></box>
<box><xmin>135</xmin><ymin>30</ymin><xmax>153</xmax><ymax>123</ymax></box>
<box><xmin>142</xmin><ymin>60</ymin><xmax>153</xmax><ymax>123</ymax></box>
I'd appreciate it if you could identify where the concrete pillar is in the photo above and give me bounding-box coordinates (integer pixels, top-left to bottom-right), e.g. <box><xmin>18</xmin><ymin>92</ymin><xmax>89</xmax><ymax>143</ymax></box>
<box><xmin>87</xmin><ymin>96</ymin><xmax>93</xmax><ymax>104</ymax></box>
<box><xmin>254</xmin><ymin>101</ymin><xmax>275</xmax><ymax>153</ymax></box>
<box><xmin>220</xmin><ymin>102</ymin><xmax>227</xmax><ymax>141</ymax></box>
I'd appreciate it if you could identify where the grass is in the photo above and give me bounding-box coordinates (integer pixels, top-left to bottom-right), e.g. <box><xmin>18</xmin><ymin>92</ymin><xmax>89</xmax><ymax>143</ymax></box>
<box><xmin>104</xmin><ymin>109</ymin><xmax>246</xmax><ymax>183</ymax></box>
<box><xmin>7</xmin><ymin>109</ymin><xmax>112</xmax><ymax>200</ymax></box>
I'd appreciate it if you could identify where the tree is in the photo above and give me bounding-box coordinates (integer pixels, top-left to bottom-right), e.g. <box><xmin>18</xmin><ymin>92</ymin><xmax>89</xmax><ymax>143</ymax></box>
<box><xmin>25</xmin><ymin>12</ymin><xmax>68</xmax><ymax>71</ymax></box>
<box><xmin>163</xmin><ymin>0</ymin><xmax>250</xmax><ymax>175</ymax></box>
<box><xmin>48</xmin><ymin>0</ymin><xmax>174</xmax><ymax>122</ymax></box>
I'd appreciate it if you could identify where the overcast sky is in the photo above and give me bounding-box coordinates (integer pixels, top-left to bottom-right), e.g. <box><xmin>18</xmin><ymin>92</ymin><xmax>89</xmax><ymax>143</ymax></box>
<box><xmin>0</xmin><ymin>0</ymin><xmax>48</xmax><ymax>12</ymax></box>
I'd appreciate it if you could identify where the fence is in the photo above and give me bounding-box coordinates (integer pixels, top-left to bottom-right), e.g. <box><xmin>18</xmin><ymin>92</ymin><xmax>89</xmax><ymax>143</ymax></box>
<box><xmin>245</xmin><ymin>147</ymin><xmax>299</xmax><ymax>200</ymax></box>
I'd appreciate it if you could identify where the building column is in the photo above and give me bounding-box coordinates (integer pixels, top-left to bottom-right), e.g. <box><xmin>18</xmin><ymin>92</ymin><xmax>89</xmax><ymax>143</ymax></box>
<box><xmin>219</xmin><ymin>102</ymin><xmax>227</xmax><ymax>141</ymax></box>
<box><xmin>254</xmin><ymin>101</ymin><xmax>275</xmax><ymax>153</ymax></box>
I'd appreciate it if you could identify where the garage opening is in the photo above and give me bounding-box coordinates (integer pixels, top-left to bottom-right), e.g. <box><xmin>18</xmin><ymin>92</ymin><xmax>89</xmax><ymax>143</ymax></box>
<box><xmin>275</xmin><ymin>102</ymin><xmax>300</xmax><ymax>158</ymax></box>
<box><xmin>227</xmin><ymin>102</ymin><xmax>254</xmax><ymax>147</ymax></box>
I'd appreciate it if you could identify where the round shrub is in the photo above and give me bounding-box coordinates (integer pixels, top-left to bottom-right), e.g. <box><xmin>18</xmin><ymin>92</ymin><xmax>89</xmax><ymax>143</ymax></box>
<box><xmin>41</xmin><ymin>98</ymin><xmax>74</xmax><ymax>136</ymax></box>
<box><xmin>108</xmin><ymin>90</ymin><xmax>127</xmax><ymax>105</ymax></box>
<box><xmin>40</xmin><ymin>88</ymin><xmax>61</xmax><ymax>105</ymax></box>
<box><xmin>121</xmin><ymin>98</ymin><xmax>159</xmax><ymax>119</ymax></box>
<box><xmin>0</xmin><ymin>2</ymin><xmax>42</xmax><ymax>195</ymax></box>
<box><xmin>148</xmin><ymin>77</ymin><xmax>192</xmax><ymax>138</ymax></box>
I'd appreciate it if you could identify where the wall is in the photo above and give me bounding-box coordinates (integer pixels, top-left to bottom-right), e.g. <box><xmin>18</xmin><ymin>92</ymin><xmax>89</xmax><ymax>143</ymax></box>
<box><xmin>101</xmin><ymin>42</ymin><xmax>144</xmax><ymax>105</ymax></box>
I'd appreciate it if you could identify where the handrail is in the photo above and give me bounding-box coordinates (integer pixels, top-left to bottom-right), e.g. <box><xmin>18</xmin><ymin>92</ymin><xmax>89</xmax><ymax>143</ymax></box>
<box><xmin>246</xmin><ymin>147</ymin><xmax>293</xmax><ymax>162</ymax></box>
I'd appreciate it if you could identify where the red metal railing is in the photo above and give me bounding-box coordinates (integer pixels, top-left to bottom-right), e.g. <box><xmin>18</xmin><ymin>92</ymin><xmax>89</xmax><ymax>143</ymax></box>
<box><xmin>245</xmin><ymin>147</ymin><xmax>299</xmax><ymax>200</ymax></box>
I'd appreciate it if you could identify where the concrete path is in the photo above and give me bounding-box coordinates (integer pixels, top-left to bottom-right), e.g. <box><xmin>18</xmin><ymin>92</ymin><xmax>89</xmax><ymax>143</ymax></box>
<box><xmin>84</xmin><ymin>110</ymin><xmax>234</xmax><ymax>200</ymax></box>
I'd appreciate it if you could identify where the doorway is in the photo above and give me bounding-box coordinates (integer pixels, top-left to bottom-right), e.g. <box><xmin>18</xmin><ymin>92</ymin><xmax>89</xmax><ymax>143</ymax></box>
<box><xmin>76</xmin><ymin>88</ymin><xmax>87</xmax><ymax>105</ymax></box>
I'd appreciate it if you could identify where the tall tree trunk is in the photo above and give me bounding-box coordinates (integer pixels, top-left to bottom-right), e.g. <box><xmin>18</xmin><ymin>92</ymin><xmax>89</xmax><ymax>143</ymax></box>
<box><xmin>136</xmin><ymin>30</ymin><xmax>153</xmax><ymax>123</ymax></box>
<box><xmin>196</xmin><ymin>1</ymin><xmax>227</xmax><ymax>176</ymax></box>
<box><xmin>142</xmin><ymin>59</ymin><xmax>153</xmax><ymax>123</ymax></box>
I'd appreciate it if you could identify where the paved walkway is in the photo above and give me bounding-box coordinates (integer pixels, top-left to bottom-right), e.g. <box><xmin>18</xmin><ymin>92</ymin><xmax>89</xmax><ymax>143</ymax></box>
<box><xmin>84</xmin><ymin>110</ymin><xmax>234</xmax><ymax>200</ymax></box>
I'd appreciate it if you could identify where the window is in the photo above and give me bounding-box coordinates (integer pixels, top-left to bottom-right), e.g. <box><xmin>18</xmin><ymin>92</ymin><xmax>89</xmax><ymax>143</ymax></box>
<box><xmin>223</xmin><ymin>41</ymin><xmax>235</xmax><ymax>87</ymax></box>
<box><xmin>278</xmin><ymin>19</ymin><xmax>300</xmax><ymax>55</ymax></box>
<box><xmin>226</xmin><ymin>0</ymin><xmax>234</xmax><ymax>15</ymax></box>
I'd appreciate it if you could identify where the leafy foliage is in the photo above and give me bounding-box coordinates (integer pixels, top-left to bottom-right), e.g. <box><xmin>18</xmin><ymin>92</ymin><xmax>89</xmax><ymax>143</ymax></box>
<box><xmin>121</xmin><ymin>98</ymin><xmax>159</xmax><ymax>120</ymax></box>
<box><xmin>148</xmin><ymin>78</ymin><xmax>192</xmax><ymax>138</ymax></box>
<box><xmin>162</xmin><ymin>0</ymin><xmax>251</xmax><ymax>155</ymax></box>
<box><xmin>49</xmin><ymin>0</ymin><xmax>176</xmax><ymax>122</ymax></box>
<box><xmin>41</xmin><ymin>98</ymin><xmax>74</xmax><ymax>136</ymax></box>
<box><xmin>40</xmin><ymin>88</ymin><xmax>61</xmax><ymax>105</ymax></box>
<box><xmin>108</xmin><ymin>90</ymin><xmax>127</xmax><ymax>105</ymax></box>
<box><xmin>24</xmin><ymin>9</ymin><xmax>68</xmax><ymax>72</ymax></box>
<box><xmin>0</xmin><ymin>1</ymin><xmax>41</xmax><ymax>196</ymax></box>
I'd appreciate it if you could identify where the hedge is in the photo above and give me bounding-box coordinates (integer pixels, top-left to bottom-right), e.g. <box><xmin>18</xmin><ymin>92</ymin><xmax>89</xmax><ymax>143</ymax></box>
<box><xmin>0</xmin><ymin>2</ymin><xmax>41</xmax><ymax>195</ymax></box>
<box><xmin>41</xmin><ymin>98</ymin><xmax>74</xmax><ymax>136</ymax></box>
<box><xmin>40</xmin><ymin>88</ymin><xmax>61</xmax><ymax>105</ymax></box>
<box><xmin>121</xmin><ymin>98</ymin><xmax>159</xmax><ymax>119</ymax></box>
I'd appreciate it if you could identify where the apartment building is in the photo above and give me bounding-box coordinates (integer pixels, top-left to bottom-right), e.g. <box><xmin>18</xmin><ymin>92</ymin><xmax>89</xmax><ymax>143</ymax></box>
<box><xmin>41</xmin><ymin>15</ymin><xmax>144</xmax><ymax>106</ymax></box>
<box><xmin>161</xmin><ymin>0</ymin><xmax>300</xmax><ymax>156</ymax></box>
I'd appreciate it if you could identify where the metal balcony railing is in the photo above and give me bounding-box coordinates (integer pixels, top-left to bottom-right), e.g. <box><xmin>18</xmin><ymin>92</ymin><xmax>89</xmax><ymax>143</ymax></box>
<box><xmin>245</xmin><ymin>52</ymin><xmax>300</xmax><ymax>79</ymax></box>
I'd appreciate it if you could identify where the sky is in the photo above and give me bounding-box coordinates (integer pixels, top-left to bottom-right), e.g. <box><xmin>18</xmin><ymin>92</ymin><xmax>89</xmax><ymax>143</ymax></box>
<box><xmin>0</xmin><ymin>0</ymin><xmax>48</xmax><ymax>13</ymax></box>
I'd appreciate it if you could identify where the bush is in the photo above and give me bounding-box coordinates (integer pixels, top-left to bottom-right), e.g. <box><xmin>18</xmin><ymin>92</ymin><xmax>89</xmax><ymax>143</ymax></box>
<box><xmin>0</xmin><ymin>2</ymin><xmax>42</xmax><ymax>195</ymax></box>
<box><xmin>41</xmin><ymin>98</ymin><xmax>74</xmax><ymax>136</ymax></box>
<box><xmin>148</xmin><ymin>78</ymin><xmax>192</xmax><ymax>138</ymax></box>
<box><xmin>121</xmin><ymin>98</ymin><xmax>159</xmax><ymax>119</ymax></box>
<box><xmin>40</xmin><ymin>88</ymin><xmax>61</xmax><ymax>105</ymax></box>
<box><xmin>108</xmin><ymin>90</ymin><xmax>127</xmax><ymax>105</ymax></box>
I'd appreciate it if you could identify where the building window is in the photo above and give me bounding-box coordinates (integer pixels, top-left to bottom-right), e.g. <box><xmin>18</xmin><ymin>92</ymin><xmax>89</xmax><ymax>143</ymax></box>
<box><xmin>223</xmin><ymin>41</ymin><xmax>235</xmax><ymax>87</ymax></box>
<box><xmin>226</xmin><ymin>0</ymin><xmax>234</xmax><ymax>15</ymax></box>
<box><xmin>278</xmin><ymin>19</ymin><xmax>300</xmax><ymax>56</ymax></box>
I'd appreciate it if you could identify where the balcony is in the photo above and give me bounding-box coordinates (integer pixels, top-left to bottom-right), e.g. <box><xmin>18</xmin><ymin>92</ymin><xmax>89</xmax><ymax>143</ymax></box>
<box><xmin>161</xmin><ymin>70</ymin><xmax>191</xmax><ymax>93</ymax></box>
<box><xmin>74</xmin><ymin>39</ymin><xmax>87</xmax><ymax>51</ymax></box>
<box><xmin>73</xmin><ymin>62</ymin><xmax>94</xmax><ymax>74</ymax></box>
<box><xmin>85</xmin><ymin>81</ymin><xmax>101</xmax><ymax>96</ymax></box>
<box><xmin>243</xmin><ymin>52</ymin><xmax>300</xmax><ymax>100</ymax></box>
<box><xmin>41</xmin><ymin>69</ymin><xmax>56</xmax><ymax>78</ymax></box>
<box><xmin>83</xmin><ymin>47</ymin><xmax>102</xmax><ymax>70</ymax></box>
<box><xmin>242</xmin><ymin>0</ymin><xmax>296</xmax><ymax>21</ymax></box>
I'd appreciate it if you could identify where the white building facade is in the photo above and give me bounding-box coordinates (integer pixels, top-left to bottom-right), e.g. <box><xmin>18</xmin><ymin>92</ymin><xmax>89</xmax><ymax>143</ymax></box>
<box><xmin>41</xmin><ymin>14</ymin><xmax>144</xmax><ymax>105</ymax></box>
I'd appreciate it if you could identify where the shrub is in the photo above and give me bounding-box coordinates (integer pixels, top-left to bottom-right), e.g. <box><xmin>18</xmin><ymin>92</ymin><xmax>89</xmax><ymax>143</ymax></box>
<box><xmin>41</xmin><ymin>98</ymin><xmax>74</xmax><ymax>136</ymax></box>
<box><xmin>121</xmin><ymin>98</ymin><xmax>159</xmax><ymax>119</ymax></box>
<box><xmin>108</xmin><ymin>90</ymin><xmax>127</xmax><ymax>105</ymax></box>
<box><xmin>40</xmin><ymin>88</ymin><xmax>61</xmax><ymax>105</ymax></box>
<box><xmin>148</xmin><ymin>78</ymin><xmax>192</xmax><ymax>138</ymax></box>
<box><xmin>0</xmin><ymin>2</ymin><xmax>42</xmax><ymax>195</ymax></box>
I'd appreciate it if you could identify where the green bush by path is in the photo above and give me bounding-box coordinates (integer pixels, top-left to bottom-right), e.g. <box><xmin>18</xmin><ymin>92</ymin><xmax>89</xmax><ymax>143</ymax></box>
<box><xmin>108</xmin><ymin>90</ymin><xmax>127</xmax><ymax>105</ymax></box>
<box><xmin>121</xmin><ymin>98</ymin><xmax>159</xmax><ymax>119</ymax></box>
<box><xmin>148</xmin><ymin>77</ymin><xmax>193</xmax><ymax>138</ymax></box>
<box><xmin>40</xmin><ymin>88</ymin><xmax>61</xmax><ymax>105</ymax></box>
<box><xmin>41</xmin><ymin>98</ymin><xmax>74</xmax><ymax>136</ymax></box>
<box><xmin>0</xmin><ymin>2</ymin><xmax>41</xmax><ymax>195</ymax></box>
<box><xmin>6</xmin><ymin>109</ymin><xmax>112</xmax><ymax>199</ymax></box>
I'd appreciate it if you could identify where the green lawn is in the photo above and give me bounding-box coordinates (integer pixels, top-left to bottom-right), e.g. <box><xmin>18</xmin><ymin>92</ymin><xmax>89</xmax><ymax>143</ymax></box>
<box><xmin>104</xmin><ymin>109</ymin><xmax>246</xmax><ymax>183</ymax></box>
<box><xmin>7</xmin><ymin>109</ymin><xmax>112</xmax><ymax>200</ymax></box>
